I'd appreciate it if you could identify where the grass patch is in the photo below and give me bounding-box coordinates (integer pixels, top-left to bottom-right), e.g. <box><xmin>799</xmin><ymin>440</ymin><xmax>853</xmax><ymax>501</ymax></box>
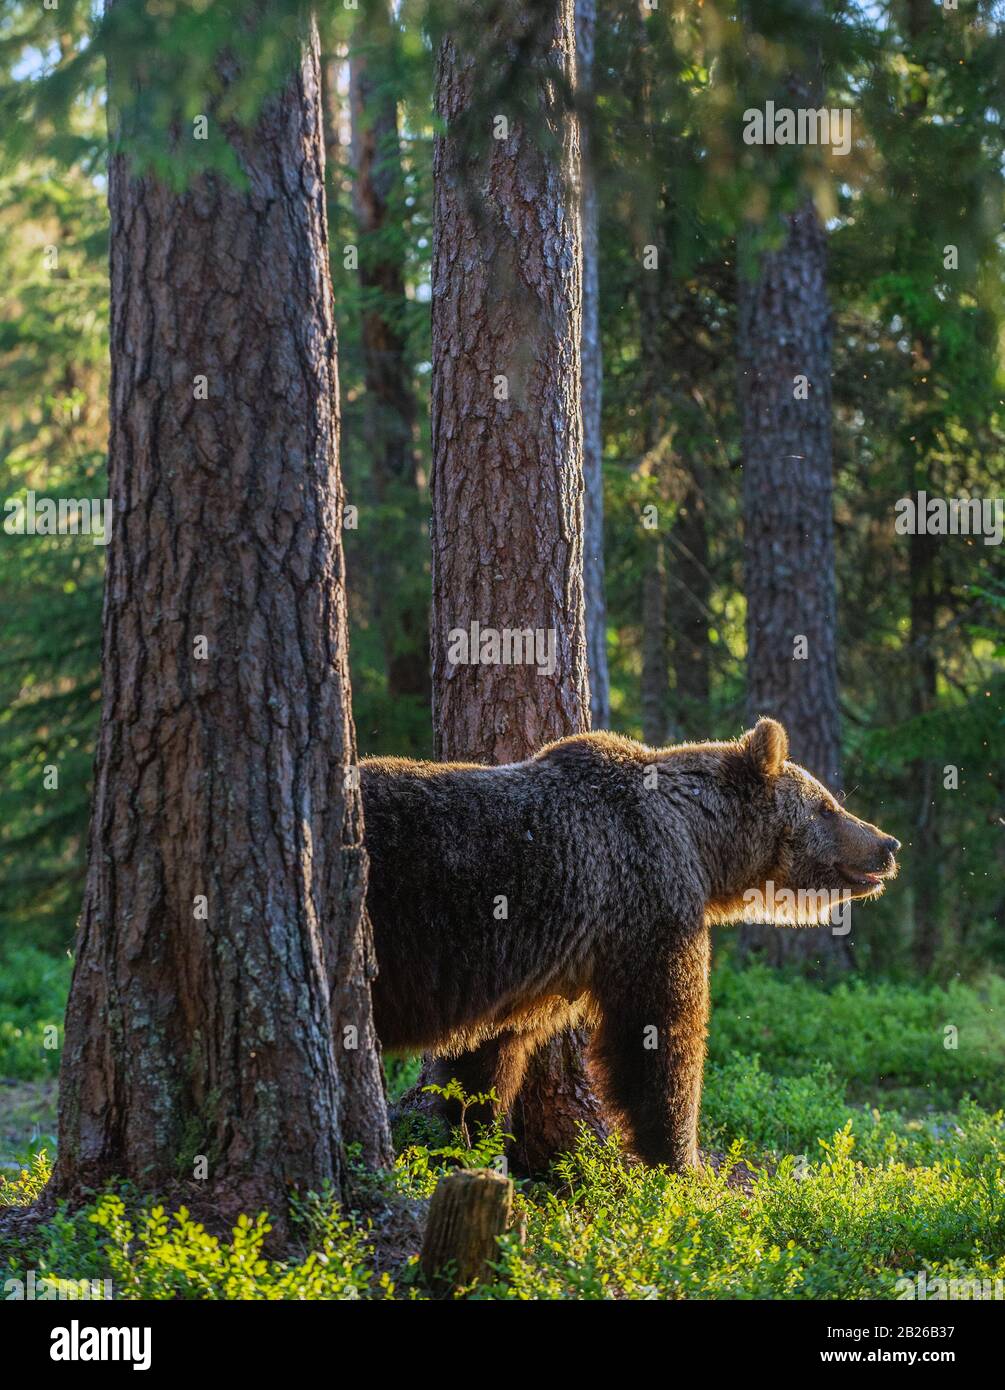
<box><xmin>709</xmin><ymin>964</ymin><xmax>1005</xmax><ymax>1110</ymax></box>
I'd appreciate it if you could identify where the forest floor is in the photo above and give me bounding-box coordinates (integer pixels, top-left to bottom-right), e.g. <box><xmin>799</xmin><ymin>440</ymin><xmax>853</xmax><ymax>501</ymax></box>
<box><xmin>2</xmin><ymin>952</ymin><xmax>1004</xmax><ymax>1299</ymax></box>
<box><xmin>0</xmin><ymin>1080</ymin><xmax>55</xmax><ymax>1182</ymax></box>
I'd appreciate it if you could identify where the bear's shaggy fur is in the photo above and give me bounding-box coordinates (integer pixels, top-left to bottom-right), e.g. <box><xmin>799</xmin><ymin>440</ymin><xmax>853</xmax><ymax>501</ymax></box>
<box><xmin>360</xmin><ymin>719</ymin><xmax>899</xmax><ymax>1169</ymax></box>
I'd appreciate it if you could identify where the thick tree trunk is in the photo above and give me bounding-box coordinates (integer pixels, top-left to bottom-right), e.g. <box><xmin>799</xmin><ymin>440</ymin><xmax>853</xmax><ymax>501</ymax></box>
<box><xmin>576</xmin><ymin>0</ymin><xmax>610</xmax><ymax>731</ymax></box>
<box><xmin>430</xmin><ymin>0</ymin><xmax>589</xmax><ymax>755</ymax></box>
<box><xmin>736</xmin><ymin>200</ymin><xmax>850</xmax><ymax>971</ymax></box>
<box><xmin>735</xmin><ymin>0</ymin><xmax>849</xmax><ymax>971</ymax></box>
<box><xmin>422</xmin><ymin>0</ymin><xmax>606</xmax><ymax>1168</ymax></box>
<box><xmin>509</xmin><ymin>1025</ymin><xmax>607</xmax><ymax>1174</ymax></box>
<box><xmin>349</xmin><ymin>0</ymin><xmax>428</xmax><ymax>703</ymax></box>
<box><xmin>53</xmin><ymin>22</ymin><xmax>391</xmax><ymax>1227</ymax></box>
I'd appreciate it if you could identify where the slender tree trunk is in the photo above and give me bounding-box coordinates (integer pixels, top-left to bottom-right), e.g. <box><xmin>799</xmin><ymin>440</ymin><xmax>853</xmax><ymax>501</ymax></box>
<box><xmin>52</xmin><ymin>20</ymin><xmax>391</xmax><ymax>1229</ymax></box>
<box><xmin>638</xmin><ymin>240</ymin><xmax>672</xmax><ymax>747</ymax></box>
<box><xmin>349</xmin><ymin>0</ymin><xmax>428</xmax><ymax>703</ymax></box>
<box><xmin>903</xmin><ymin>0</ymin><xmax>942</xmax><ymax>973</ymax></box>
<box><xmin>322</xmin><ymin>52</ymin><xmax>344</xmax><ymax>181</ymax></box>
<box><xmin>641</xmin><ymin>534</ymin><xmax>670</xmax><ymax>745</ymax></box>
<box><xmin>425</xmin><ymin>0</ymin><xmax>607</xmax><ymax>1170</ymax></box>
<box><xmin>634</xmin><ymin>12</ymin><xmax>671</xmax><ymax>748</ymax></box>
<box><xmin>576</xmin><ymin>0</ymin><xmax>610</xmax><ymax>730</ymax></box>
<box><xmin>909</xmin><ymin>522</ymin><xmax>940</xmax><ymax>972</ymax></box>
<box><xmin>667</xmin><ymin>473</ymin><xmax>710</xmax><ymax>737</ymax></box>
<box><xmin>736</xmin><ymin>199</ymin><xmax>849</xmax><ymax>971</ymax></box>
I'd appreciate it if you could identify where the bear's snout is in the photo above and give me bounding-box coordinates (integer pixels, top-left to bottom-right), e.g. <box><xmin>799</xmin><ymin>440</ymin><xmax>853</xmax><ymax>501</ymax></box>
<box><xmin>866</xmin><ymin>830</ymin><xmax>900</xmax><ymax>875</ymax></box>
<box><xmin>878</xmin><ymin>834</ymin><xmax>901</xmax><ymax>868</ymax></box>
<box><xmin>831</xmin><ymin>814</ymin><xmax>901</xmax><ymax>890</ymax></box>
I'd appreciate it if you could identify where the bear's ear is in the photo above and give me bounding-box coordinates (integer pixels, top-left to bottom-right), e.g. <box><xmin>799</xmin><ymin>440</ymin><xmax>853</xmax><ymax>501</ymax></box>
<box><xmin>742</xmin><ymin>717</ymin><xmax>789</xmax><ymax>778</ymax></box>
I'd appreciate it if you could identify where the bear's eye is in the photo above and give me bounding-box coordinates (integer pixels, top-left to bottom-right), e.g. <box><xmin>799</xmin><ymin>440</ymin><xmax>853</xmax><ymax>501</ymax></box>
<box><xmin>818</xmin><ymin>801</ymin><xmax>835</xmax><ymax>818</ymax></box>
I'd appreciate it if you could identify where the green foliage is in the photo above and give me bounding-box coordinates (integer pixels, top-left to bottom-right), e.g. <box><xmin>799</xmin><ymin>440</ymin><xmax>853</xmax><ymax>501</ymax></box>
<box><xmin>391</xmin><ymin>1080</ymin><xmax>511</xmax><ymax>1197</ymax></box>
<box><xmin>0</xmin><ymin>1147</ymin><xmax>51</xmax><ymax>1209</ymax></box>
<box><xmin>0</xmin><ymin>1174</ymin><xmax>391</xmax><ymax>1300</ymax></box>
<box><xmin>480</xmin><ymin>1120</ymin><xmax>1005</xmax><ymax>1300</ymax></box>
<box><xmin>0</xmin><ymin>944</ymin><xmax>71</xmax><ymax>1080</ymax></box>
<box><xmin>709</xmin><ymin>962</ymin><xmax>1005</xmax><ymax>1110</ymax></box>
<box><xmin>89</xmin><ymin>1196</ymin><xmax>388</xmax><ymax>1301</ymax></box>
<box><xmin>420</xmin><ymin>1079</ymin><xmax>505</xmax><ymax>1150</ymax></box>
<box><xmin>0</xmin><ymin>13</ymin><xmax>107</xmax><ymax>958</ymax></box>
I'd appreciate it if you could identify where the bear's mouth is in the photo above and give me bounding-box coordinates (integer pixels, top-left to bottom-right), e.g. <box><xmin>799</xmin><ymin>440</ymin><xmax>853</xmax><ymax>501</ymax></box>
<box><xmin>835</xmin><ymin>864</ymin><xmax>891</xmax><ymax>889</ymax></box>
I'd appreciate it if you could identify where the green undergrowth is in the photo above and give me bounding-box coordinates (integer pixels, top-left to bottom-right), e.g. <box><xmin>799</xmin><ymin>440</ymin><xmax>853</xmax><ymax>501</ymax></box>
<box><xmin>1</xmin><ymin>963</ymin><xmax>1002</xmax><ymax>1299</ymax></box>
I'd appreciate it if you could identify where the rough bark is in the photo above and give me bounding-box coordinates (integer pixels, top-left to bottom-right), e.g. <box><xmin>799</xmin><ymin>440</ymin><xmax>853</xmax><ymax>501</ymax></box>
<box><xmin>576</xmin><ymin>0</ymin><xmax>610</xmax><ymax>730</ymax></box>
<box><xmin>735</xmin><ymin>0</ymin><xmax>849</xmax><ymax>971</ymax></box>
<box><xmin>736</xmin><ymin>202</ymin><xmax>849</xmax><ymax>971</ymax></box>
<box><xmin>509</xmin><ymin>1024</ymin><xmax>608</xmax><ymax>1174</ymax></box>
<box><xmin>53</xmin><ymin>21</ymin><xmax>391</xmax><ymax>1226</ymax></box>
<box><xmin>349</xmin><ymin>0</ymin><xmax>428</xmax><ymax>702</ymax></box>
<box><xmin>423</xmin><ymin>0</ymin><xmax>607</xmax><ymax>1168</ymax></box>
<box><xmin>430</xmin><ymin>0</ymin><xmax>589</xmax><ymax>754</ymax></box>
<box><xmin>738</xmin><ymin>204</ymin><xmax>841</xmax><ymax>792</ymax></box>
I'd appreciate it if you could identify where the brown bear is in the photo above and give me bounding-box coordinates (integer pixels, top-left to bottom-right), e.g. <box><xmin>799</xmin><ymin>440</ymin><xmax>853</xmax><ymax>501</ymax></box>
<box><xmin>360</xmin><ymin>718</ymin><xmax>899</xmax><ymax>1170</ymax></box>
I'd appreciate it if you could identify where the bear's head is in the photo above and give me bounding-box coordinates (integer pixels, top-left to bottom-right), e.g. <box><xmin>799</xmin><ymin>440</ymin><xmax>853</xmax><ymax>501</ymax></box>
<box><xmin>711</xmin><ymin>717</ymin><xmax>900</xmax><ymax>926</ymax></box>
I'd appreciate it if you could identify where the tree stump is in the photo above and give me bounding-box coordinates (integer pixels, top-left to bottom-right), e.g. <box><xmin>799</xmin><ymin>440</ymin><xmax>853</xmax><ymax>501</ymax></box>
<box><xmin>420</xmin><ymin>1168</ymin><xmax>513</xmax><ymax>1294</ymax></box>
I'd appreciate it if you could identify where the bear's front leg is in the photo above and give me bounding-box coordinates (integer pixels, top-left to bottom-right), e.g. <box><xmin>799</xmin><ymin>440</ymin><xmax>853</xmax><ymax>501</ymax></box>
<box><xmin>590</xmin><ymin>925</ymin><xmax>710</xmax><ymax>1171</ymax></box>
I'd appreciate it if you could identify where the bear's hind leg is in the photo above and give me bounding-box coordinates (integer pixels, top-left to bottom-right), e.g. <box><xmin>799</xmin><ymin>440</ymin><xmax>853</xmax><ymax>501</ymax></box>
<box><xmin>421</xmin><ymin>1029</ymin><xmax>539</xmax><ymax>1136</ymax></box>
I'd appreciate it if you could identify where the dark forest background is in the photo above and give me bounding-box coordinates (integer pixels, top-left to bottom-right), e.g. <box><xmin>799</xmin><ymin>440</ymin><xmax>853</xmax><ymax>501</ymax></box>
<box><xmin>1</xmin><ymin>0</ymin><xmax>1003</xmax><ymax>993</ymax></box>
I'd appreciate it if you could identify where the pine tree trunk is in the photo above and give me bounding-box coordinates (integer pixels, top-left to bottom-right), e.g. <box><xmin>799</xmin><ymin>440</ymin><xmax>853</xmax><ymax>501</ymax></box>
<box><xmin>634</xmin><ymin>8</ymin><xmax>672</xmax><ymax>749</ymax></box>
<box><xmin>349</xmin><ymin>1</ymin><xmax>428</xmax><ymax>703</ymax></box>
<box><xmin>909</xmin><ymin>523</ymin><xmax>940</xmax><ymax>972</ymax></box>
<box><xmin>736</xmin><ymin>200</ymin><xmax>850</xmax><ymax>971</ymax></box>
<box><xmin>52</xmin><ymin>20</ymin><xmax>391</xmax><ymax>1228</ymax></box>
<box><xmin>903</xmin><ymin>2</ymin><xmax>942</xmax><ymax>974</ymax></box>
<box><xmin>576</xmin><ymin>0</ymin><xmax>610</xmax><ymax>731</ymax></box>
<box><xmin>638</xmin><ymin>243</ymin><xmax>672</xmax><ymax>748</ymax></box>
<box><xmin>667</xmin><ymin>475</ymin><xmax>710</xmax><ymax>737</ymax></box>
<box><xmin>641</xmin><ymin>535</ymin><xmax>670</xmax><ymax>745</ymax></box>
<box><xmin>423</xmin><ymin>0</ymin><xmax>606</xmax><ymax>1168</ymax></box>
<box><xmin>735</xmin><ymin>0</ymin><xmax>849</xmax><ymax>971</ymax></box>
